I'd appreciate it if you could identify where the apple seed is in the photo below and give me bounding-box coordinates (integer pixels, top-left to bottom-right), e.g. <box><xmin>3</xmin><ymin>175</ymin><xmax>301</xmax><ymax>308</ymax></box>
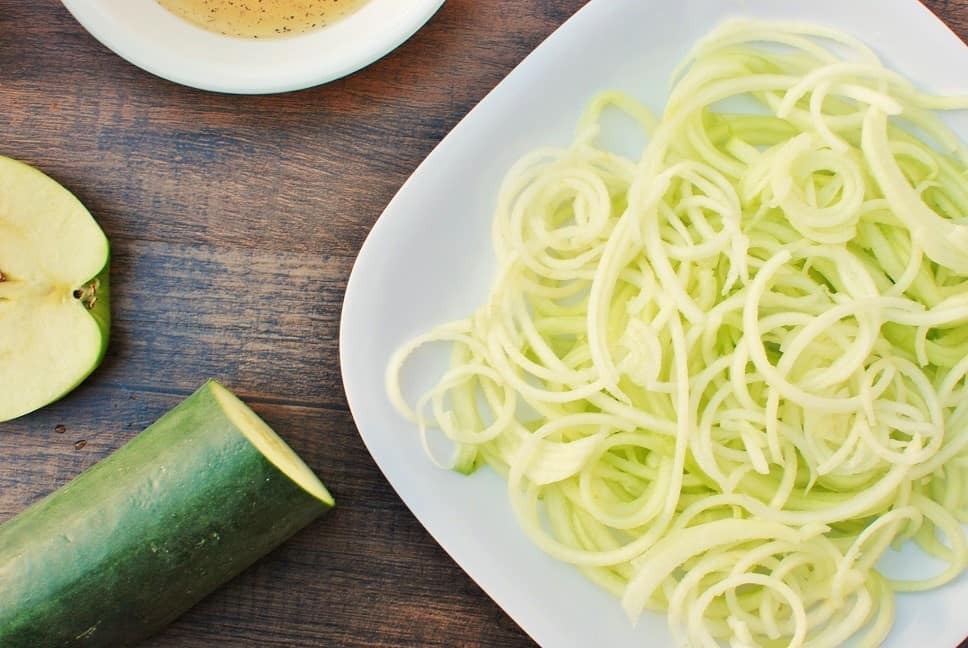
<box><xmin>73</xmin><ymin>279</ymin><xmax>100</xmax><ymax>310</ymax></box>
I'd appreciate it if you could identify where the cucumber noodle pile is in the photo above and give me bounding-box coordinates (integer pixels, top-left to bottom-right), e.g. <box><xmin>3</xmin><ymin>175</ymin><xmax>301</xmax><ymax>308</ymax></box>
<box><xmin>387</xmin><ymin>20</ymin><xmax>968</xmax><ymax>647</ymax></box>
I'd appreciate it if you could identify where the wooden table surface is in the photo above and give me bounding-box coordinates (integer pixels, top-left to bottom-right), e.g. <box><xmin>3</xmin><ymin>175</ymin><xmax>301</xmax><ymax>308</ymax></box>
<box><xmin>1</xmin><ymin>2</ymin><xmax>966</xmax><ymax>647</ymax></box>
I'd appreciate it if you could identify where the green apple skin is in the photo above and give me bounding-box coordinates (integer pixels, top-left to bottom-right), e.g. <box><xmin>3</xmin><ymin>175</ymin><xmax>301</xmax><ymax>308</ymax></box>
<box><xmin>78</xmin><ymin>261</ymin><xmax>112</xmax><ymax>370</ymax></box>
<box><xmin>61</xmin><ymin>259</ymin><xmax>112</xmax><ymax>408</ymax></box>
<box><xmin>0</xmin><ymin>155</ymin><xmax>112</xmax><ymax>422</ymax></box>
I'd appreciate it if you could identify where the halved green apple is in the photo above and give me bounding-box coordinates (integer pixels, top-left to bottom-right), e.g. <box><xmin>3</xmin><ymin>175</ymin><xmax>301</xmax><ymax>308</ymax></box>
<box><xmin>0</xmin><ymin>155</ymin><xmax>110</xmax><ymax>422</ymax></box>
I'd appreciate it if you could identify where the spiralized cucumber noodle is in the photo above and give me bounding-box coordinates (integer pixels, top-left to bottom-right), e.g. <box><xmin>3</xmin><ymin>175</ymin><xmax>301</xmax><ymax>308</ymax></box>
<box><xmin>387</xmin><ymin>19</ymin><xmax>968</xmax><ymax>647</ymax></box>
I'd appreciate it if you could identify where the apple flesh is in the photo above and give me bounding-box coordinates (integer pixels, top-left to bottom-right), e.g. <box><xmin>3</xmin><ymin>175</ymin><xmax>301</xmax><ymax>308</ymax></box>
<box><xmin>0</xmin><ymin>155</ymin><xmax>110</xmax><ymax>422</ymax></box>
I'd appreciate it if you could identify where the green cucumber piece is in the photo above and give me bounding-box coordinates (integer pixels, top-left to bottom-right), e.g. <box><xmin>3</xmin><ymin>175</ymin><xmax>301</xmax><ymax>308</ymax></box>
<box><xmin>0</xmin><ymin>380</ymin><xmax>333</xmax><ymax>647</ymax></box>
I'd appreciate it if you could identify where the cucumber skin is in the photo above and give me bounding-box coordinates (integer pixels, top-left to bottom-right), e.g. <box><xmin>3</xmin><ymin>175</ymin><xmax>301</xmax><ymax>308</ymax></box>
<box><xmin>0</xmin><ymin>381</ymin><xmax>331</xmax><ymax>647</ymax></box>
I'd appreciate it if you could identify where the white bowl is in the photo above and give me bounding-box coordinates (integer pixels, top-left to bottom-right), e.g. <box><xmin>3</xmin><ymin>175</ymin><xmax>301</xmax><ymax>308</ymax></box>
<box><xmin>60</xmin><ymin>0</ymin><xmax>445</xmax><ymax>94</ymax></box>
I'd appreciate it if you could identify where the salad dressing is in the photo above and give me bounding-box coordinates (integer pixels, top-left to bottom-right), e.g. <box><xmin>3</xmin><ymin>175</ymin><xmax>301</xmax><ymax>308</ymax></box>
<box><xmin>156</xmin><ymin>0</ymin><xmax>370</xmax><ymax>39</ymax></box>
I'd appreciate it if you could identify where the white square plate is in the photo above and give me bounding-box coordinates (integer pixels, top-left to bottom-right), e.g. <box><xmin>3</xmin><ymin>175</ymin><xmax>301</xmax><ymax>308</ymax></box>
<box><xmin>340</xmin><ymin>1</ymin><xmax>968</xmax><ymax>645</ymax></box>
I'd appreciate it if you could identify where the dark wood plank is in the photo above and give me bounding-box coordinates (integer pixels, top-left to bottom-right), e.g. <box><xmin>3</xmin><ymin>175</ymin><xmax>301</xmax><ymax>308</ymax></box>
<box><xmin>0</xmin><ymin>2</ymin><xmax>965</xmax><ymax>648</ymax></box>
<box><xmin>922</xmin><ymin>0</ymin><xmax>968</xmax><ymax>42</ymax></box>
<box><xmin>104</xmin><ymin>241</ymin><xmax>353</xmax><ymax>409</ymax></box>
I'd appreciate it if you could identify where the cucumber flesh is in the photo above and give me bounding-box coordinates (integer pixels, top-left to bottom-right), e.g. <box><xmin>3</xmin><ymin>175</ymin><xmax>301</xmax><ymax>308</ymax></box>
<box><xmin>212</xmin><ymin>381</ymin><xmax>331</xmax><ymax>505</ymax></box>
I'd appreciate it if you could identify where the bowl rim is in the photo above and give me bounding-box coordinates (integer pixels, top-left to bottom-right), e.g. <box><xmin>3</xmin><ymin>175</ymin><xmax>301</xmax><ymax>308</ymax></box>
<box><xmin>59</xmin><ymin>0</ymin><xmax>447</xmax><ymax>94</ymax></box>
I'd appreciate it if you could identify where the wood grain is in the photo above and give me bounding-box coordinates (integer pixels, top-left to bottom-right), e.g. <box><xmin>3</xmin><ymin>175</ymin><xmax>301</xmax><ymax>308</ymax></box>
<box><xmin>0</xmin><ymin>2</ymin><xmax>965</xmax><ymax>647</ymax></box>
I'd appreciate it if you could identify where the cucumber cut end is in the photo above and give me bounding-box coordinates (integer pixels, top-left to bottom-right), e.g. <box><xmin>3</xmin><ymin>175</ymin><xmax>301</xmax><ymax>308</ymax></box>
<box><xmin>209</xmin><ymin>381</ymin><xmax>334</xmax><ymax>507</ymax></box>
